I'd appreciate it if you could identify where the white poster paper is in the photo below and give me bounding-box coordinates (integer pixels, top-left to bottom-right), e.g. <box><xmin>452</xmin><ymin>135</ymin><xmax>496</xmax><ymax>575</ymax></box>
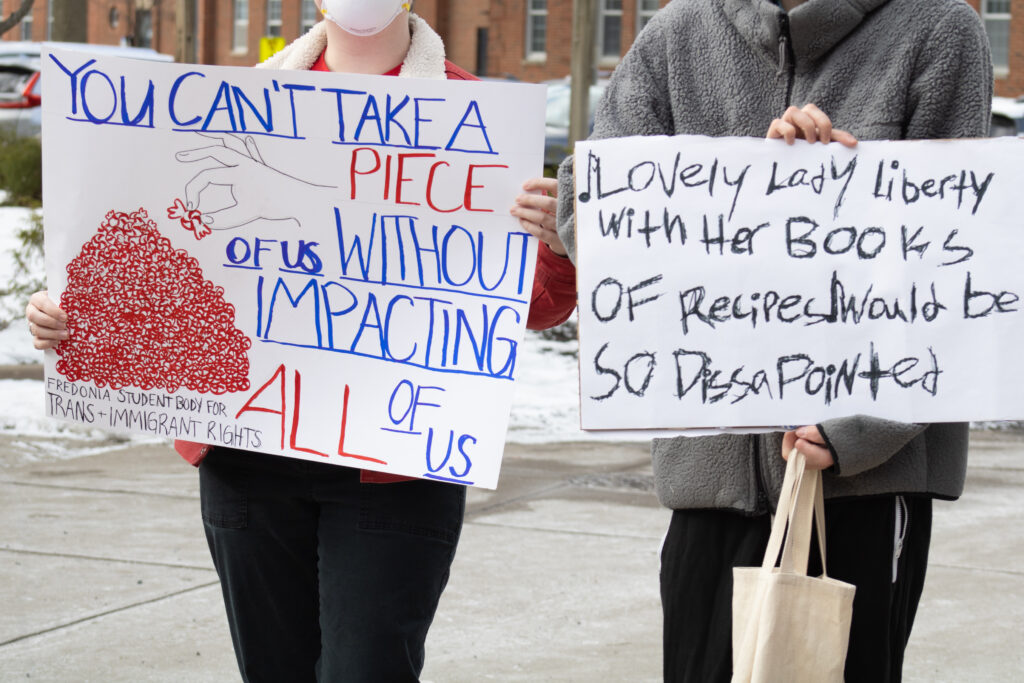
<box><xmin>575</xmin><ymin>134</ymin><xmax>1024</xmax><ymax>430</ymax></box>
<box><xmin>41</xmin><ymin>48</ymin><xmax>546</xmax><ymax>488</ymax></box>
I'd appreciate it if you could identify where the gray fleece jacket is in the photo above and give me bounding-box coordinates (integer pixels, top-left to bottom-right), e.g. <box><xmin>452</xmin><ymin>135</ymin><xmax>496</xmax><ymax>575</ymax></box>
<box><xmin>556</xmin><ymin>0</ymin><xmax>992</xmax><ymax>514</ymax></box>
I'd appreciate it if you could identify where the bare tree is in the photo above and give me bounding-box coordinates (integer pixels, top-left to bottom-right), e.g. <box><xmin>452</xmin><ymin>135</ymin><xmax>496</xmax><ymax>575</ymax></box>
<box><xmin>0</xmin><ymin>0</ymin><xmax>34</xmax><ymax>37</ymax></box>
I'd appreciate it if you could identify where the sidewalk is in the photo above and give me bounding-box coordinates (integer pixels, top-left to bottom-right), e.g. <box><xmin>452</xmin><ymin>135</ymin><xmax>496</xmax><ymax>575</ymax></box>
<box><xmin>1</xmin><ymin>427</ymin><xmax>1022</xmax><ymax>681</ymax></box>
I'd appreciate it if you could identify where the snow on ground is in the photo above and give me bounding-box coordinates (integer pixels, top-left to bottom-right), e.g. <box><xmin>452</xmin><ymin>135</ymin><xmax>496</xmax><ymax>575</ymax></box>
<box><xmin>0</xmin><ymin>324</ymin><xmax>40</xmax><ymax>365</ymax></box>
<box><xmin>1</xmin><ymin>203</ymin><xmax>43</xmax><ymax>366</ymax></box>
<box><xmin>0</xmin><ymin>203</ymin><xmax>41</xmax><ymax>360</ymax></box>
<box><xmin>2</xmin><ymin>204</ymin><xmax>47</xmax><ymax>365</ymax></box>
<box><xmin>1</xmin><ymin>378</ymin><xmax>56</xmax><ymax>435</ymax></box>
<box><xmin>0</xmin><ymin>205</ymin><xmax>635</xmax><ymax>462</ymax></box>
<box><xmin>0</xmin><ymin>206</ymin><xmax>27</xmax><ymax>265</ymax></box>
<box><xmin>506</xmin><ymin>324</ymin><xmax>644</xmax><ymax>444</ymax></box>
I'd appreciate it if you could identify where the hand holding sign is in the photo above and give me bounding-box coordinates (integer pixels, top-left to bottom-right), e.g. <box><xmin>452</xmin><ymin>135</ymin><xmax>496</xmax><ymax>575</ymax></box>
<box><xmin>25</xmin><ymin>290</ymin><xmax>68</xmax><ymax>351</ymax></box>
<box><xmin>511</xmin><ymin>177</ymin><xmax>567</xmax><ymax>256</ymax></box>
<box><xmin>766</xmin><ymin>104</ymin><xmax>858</xmax><ymax>148</ymax></box>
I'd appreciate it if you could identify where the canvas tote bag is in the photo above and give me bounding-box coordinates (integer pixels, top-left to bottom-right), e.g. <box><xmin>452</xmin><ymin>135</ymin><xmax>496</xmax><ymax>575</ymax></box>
<box><xmin>731</xmin><ymin>449</ymin><xmax>856</xmax><ymax>683</ymax></box>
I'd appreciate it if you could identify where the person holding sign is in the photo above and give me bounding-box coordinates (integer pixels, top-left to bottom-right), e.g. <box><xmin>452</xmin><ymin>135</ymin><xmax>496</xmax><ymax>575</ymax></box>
<box><xmin>26</xmin><ymin>3</ymin><xmax>574</xmax><ymax>682</ymax></box>
<box><xmin>555</xmin><ymin>1</ymin><xmax>990</xmax><ymax>682</ymax></box>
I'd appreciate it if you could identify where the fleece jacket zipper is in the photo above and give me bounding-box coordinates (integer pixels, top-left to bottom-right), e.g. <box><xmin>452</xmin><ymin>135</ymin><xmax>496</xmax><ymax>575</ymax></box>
<box><xmin>753</xmin><ymin>438</ymin><xmax>769</xmax><ymax>515</ymax></box>
<box><xmin>777</xmin><ymin>12</ymin><xmax>795</xmax><ymax>107</ymax></box>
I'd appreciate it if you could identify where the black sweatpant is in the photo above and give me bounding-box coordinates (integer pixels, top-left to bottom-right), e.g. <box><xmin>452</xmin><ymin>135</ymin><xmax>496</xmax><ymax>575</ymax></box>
<box><xmin>660</xmin><ymin>495</ymin><xmax>932</xmax><ymax>683</ymax></box>
<box><xmin>199</xmin><ymin>448</ymin><xmax>465</xmax><ymax>683</ymax></box>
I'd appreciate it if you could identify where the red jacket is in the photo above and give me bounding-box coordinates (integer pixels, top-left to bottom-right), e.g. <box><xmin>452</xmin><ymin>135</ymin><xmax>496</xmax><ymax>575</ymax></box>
<box><xmin>174</xmin><ymin>58</ymin><xmax>577</xmax><ymax>477</ymax></box>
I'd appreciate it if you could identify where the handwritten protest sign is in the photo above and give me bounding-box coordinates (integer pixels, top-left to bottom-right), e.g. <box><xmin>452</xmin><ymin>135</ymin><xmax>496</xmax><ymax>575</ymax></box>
<box><xmin>41</xmin><ymin>48</ymin><xmax>546</xmax><ymax>488</ymax></box>
<box><xmin>575</xmin><ymin>134</ymin><xmax>1024</xmax><ymax>430</ymax></box>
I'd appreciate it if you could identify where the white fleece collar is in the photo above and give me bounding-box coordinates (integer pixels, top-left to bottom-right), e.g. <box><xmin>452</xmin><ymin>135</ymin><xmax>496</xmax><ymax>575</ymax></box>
<box><xmin>256</xmin><ymin>13</ymin><xmax>447</xmax><ymax>79</ymax></box>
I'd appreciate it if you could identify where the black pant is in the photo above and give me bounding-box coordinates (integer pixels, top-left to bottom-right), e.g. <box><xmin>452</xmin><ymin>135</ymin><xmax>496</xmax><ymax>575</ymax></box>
<box><xmin>661</xmin><ymin>496</ymin><xmax>932</xmax><ymax>683</ymax></box>
<box><xmin>199</xmin><ymin>448</ymin><xmax>465</xmax><ymax>683</ymax></box>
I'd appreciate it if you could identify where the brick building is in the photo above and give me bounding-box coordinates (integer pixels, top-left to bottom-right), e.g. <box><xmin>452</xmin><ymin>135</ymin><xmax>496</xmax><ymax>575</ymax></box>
<box><xmin>974</xmin><ymin>0</ymin><xmax>1024</xmax><ymax>95</ymax></box>
<box><xmin>484</xmin><ymin>0</ymin><xmax>1019</xmax><ymax>95</ymax></box>
<box><xmin>4</xmin><ymin>0</ymin><xmax>173</xmax><ymax>53</ymax></box>
<box><xmin>485</xmin><ymin>0</ymin><xmax>668</xmax><ymax>81</ymax></box>
<box><xmin>1</xmin><ymin>0</ymin><xmax>1019</xmax><ymax>95</ymax></box>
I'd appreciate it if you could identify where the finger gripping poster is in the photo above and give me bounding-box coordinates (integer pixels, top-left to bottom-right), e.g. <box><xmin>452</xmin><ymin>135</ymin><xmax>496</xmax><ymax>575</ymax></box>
<box><xmin>42</xmin><ymin>48</ymin><xmax>546</xmax><ymax>488</ymax></box>
<box><xmin>575</xmin><ymin>134</ymin><xmax>1024</xmax><ymax>430</ymax></box>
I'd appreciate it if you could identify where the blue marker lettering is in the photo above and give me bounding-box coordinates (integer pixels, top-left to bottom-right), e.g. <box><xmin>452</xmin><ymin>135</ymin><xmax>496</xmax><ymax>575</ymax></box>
<box><xmin>48</xmin><ymin>54</ymin><xmax>95</xmax><ymax>115</ymax></box>
<box><xmin>281</xmin><ymin>82</ymin><xmax>315</xmax><ymax>138</ymax></box>
<box><xmin>119</xmin><ymin>76</ymin><xmax>155</xmax><ymax>126</ymax></box>
<box><xmin>202</xmin><ymin>81</ymin><xmax>238</xmax><ymax>131</ymax></box>
<box><xmin>446</xmin><ymin>100</ymin><xmax>494</xmax><ymax>154</ymax></box>
<box><xmin>321</xmin><ymin>87</ymin><xmax>366</xmax><ymax>142</ymax></box>
<box><xmin>384</xmin><ymin>295</ymin><xmax>417</xmax><ymax>362</ymax></box>
<box><xmin>226</xmin><ymin>237</ymin><xmax>252</xmax><ymax>266</ymax></box>
<box><xmin>335</xmin><ymin>208</ymin><xmax>378</xmax><ymax>281</ymax></box>
<box><xmin>81</xmin><ymin>70</ymin><xmax>117</xmax><ymax>123</ymax></box>
<box><xmin>440</xmin><ymin>225</ymin><xmax>476</xmax><ymax>287</ymax></box>
<box><xmin>321</xmin><ymin>281</ymin><xmax>359</xmax><ymax>350</ymax></box>
<box><xmin>413</xmin><ymin>97</ymin><xmax>443</xmax><ymax>149</ymax></box>
<box><xmin>169</xmin><ymin>71</ymin><xmax>204</xmax><ymax>127</ymax></box>
<box><xmin>354</xmin><ymin>94</ymin><xmax>385</xmax><ymax>144</ymax></box>
<box><xmin>280</xmin><ymin>240</ymin><xmax>324</xmax><ymax>275</ymax></box>
<box><xmin>350</xmin><ymin>292</ymin><xmax>385</xmax><ymax>355</ymax></box>
<box><xmin>231</xmin><ymin>85</ymin><xmax>274</xmax><ymax>133</ymax></box>
<box><xmin>385</xmin><ymin>94</ymin><xmax>412</xmax><ymax>145</ymax></box>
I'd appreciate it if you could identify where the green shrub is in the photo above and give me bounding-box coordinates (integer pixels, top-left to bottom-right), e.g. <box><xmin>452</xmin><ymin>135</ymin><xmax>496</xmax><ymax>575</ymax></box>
<box><xmin>0</xmin><ymin>210</ymin><xmax>45</xmax><ymax>330</ymax></box>
<box><xmin>0</xmin><ymin>133</ymin><xmax>42</xmax><ymax>206</ymax></box>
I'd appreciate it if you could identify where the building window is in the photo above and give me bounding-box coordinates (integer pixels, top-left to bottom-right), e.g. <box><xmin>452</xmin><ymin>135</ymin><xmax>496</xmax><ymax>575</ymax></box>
<box><xmin>301</xmin><ymin>0</ymin><xmax>318</xmax><ymax>33</ymax></box>
<box><xmin>599</xmin><ymin>0</ymin><xmax>622</xmax><ymax>60</ymax></box>
<box><xmin>266</xmin><ymin>0</ymin><xmax>282</xmax><ymax>37</ymax></box>
<box><xmin>46</xmin><ymin>0</ymin><xmax>52</xmax><ymax>40</ymax></box>
<box><xmin>637</xmin><ymin>0</ymin><xmax>659</xmax><ymax>33</ymax></box>
<box><xmin>135</xmin><ymin>8</ymin><xmax>153</xmax><ymax>47</ymax></box>
<box><xmin>20</xmin><ymin>11</ymin><xmax>33</xmax><ymax>40</ymax></box>
<box><xmin>983</xmin><ymin>0</ymin><xmax>1011</xmax><ymax>74</ymax></box>
<box><xmin>525</xmin><ymin>0</ymin><xmax>547</xmax><ymax>59</ymax></box>
<box><xmin>233</xmin><ymin>0</ymin><xmax>249</xmax><ymax>51</ymax></box>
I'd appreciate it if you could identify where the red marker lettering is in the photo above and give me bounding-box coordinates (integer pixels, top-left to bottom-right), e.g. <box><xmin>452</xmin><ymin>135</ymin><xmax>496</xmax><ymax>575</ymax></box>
<box><xmin>464</xmin><ymin>164</ymin><xmax>509</xmax><ymax>212</ymax></box>
<box><xmin>350</xmin><ymin>147</ymin><xmax>381</xmax><ymax>200</ymax></box>
<box><xmin>235</xmin><ymin>364</ymin><xmax>287</xmax><ymax>449</ymax></box>
<box><xmin>426</xmin><ymin>161</ymin><xmax>461</xmax><ymax>213</ymax></box>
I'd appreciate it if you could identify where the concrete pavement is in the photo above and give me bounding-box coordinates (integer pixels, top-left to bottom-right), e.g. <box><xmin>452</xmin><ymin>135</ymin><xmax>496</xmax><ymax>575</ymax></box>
<box><xmin>1</xmin><ymin>423</ymin><xmax>1022</xmax><ymax>681</ymax></box>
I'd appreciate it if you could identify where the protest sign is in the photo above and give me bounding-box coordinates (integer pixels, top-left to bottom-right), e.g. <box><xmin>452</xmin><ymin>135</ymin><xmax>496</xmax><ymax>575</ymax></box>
<box><xmin>575</xmin><ymin>134</ymin><xmax>1024</xmax><ymax>430</ymax></box>
<box><xmin>41</xmin><ymin>48</ymin><xmax>546</xmax><ymax>488</ymax></box>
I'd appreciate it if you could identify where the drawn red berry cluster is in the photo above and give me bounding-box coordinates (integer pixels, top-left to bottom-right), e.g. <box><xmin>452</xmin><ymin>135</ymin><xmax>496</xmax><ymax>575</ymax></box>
<box><xmin>56</xmin><ymin>208</ymin><xmax>252</xmax><ymax>394</ymax></box>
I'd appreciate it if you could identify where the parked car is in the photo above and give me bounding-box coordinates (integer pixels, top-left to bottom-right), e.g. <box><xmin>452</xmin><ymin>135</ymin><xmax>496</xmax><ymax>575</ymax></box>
<box><xmin>0</xmin><ymin>41</ymin><xmax>173</xmax><ymax>138</ymax></box>
<box><xmin>544</xmin><ymin>78</ymin><xmax>609</xmax><ymax>167</ymax></box>
<box><xmin>991</xmin><ymin>95</ymin><xmax>1024</xmax><ymax>136</ymax></box>
<box><xmin>0</xmin><ymin>58</ymin><xmax>41</xmax><ymax>138</ymax></box>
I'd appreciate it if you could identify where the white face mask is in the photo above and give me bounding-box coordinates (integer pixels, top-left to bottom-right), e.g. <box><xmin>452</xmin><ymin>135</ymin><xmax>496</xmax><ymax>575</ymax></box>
<box><xmin>320</xmin><ymin>0</ymin><xmax>410</xmax><ymax>36</ymax></box>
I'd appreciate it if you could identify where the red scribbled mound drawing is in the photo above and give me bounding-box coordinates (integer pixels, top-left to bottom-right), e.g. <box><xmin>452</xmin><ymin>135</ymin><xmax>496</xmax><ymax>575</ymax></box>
<box><xmin>56</xmin><ymin>208</ymin><xmax>251</xmax><ymax>394</ymax></box>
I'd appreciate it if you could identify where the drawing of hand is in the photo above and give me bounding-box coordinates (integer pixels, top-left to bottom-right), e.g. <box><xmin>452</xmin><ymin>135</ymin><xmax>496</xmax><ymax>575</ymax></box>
<box><xmin>174</xmin><ymin>132</ymin><xmax>333</xmax><ymax>230</ymax></box>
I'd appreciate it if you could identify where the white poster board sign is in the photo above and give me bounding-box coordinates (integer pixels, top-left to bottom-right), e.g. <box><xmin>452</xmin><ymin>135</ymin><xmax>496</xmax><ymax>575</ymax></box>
<box><xmin>41</xmin><ymin>48</ymin><xmax>546</xmax><ymax>488</ymax></box>
<box><xmin>575</xmin><ymin>135</ymin><xmax>1024</xmax><ymax>430</ymax></box>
